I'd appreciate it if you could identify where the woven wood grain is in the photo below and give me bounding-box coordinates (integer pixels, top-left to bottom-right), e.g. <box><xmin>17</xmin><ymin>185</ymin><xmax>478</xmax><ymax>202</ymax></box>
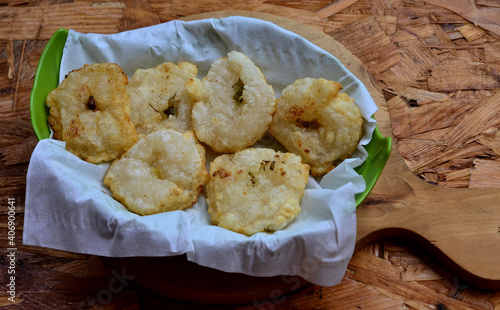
<box><xmin>1</xmin><ymin>0</ymin><xmax>500</xmax><ymax>309</ymax></box>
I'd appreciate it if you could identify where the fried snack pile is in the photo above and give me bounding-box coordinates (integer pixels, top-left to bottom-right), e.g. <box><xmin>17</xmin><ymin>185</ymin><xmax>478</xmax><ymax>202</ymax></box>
<box><xmin>188</xmin><ymin>51</ymin><xmax>276</xmax><ymax>153</ymax></box>
<box><xmin>207</xmin><ymin>148</ymin><xmax>309</xmax><ymax>236</ymax></box>
<box><xmin>46</xmin><ymin>63</ymin><xmax>138</xmax><ymax>163</ymax></box>
<box><xmin>270</xmin><ymin>78</ymin><xmax>363</xmax><ymax>175</ymax></box>
<box><xmin>127</xmin><ymin>61</ymin><xmax>198</xmax><ymax>135</ymax></box>
<box><xmin>104</xmin><ymin>129</ymin><xmax>208</xmax><ymax>215</ymax></box>
<box><xmin>46</xmin><ymin>52</ymin><xmax>366</xmax><ymax>234</ymax></box>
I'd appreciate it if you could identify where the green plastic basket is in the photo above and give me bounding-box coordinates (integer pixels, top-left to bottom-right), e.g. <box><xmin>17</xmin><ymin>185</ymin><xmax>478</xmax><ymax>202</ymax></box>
<box><xmin>29</xmin><ymin>28</ymin><xmax>392</xmax><ymax>207</ymax></box>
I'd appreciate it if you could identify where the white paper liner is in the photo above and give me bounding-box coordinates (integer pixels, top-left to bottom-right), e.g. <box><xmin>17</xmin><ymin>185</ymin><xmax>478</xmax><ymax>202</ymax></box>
<box><xmin>24</xmin><ymin>16</ymin><xmax>378</xmax><ymax>286</ymax></box>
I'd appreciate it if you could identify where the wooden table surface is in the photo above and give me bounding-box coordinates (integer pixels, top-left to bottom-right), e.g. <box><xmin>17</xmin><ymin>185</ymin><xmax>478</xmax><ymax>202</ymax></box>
<box><xmin>1</xmin><ymin>0</ymin><xmax>500</xmax><ymax>309</ymax></box>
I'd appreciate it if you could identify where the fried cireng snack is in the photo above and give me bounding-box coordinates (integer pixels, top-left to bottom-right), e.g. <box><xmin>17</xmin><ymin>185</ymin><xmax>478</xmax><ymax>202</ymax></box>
<box><xmin>188</xmin><ymin>51</ymin><xmax>276</xmax><ymax>153</ymax></box>
<box><xmin>127</xmin><ymin>61</ymin><xmax>198</xmax><ymax>135</ymax></box>
<box><xmin>46</xmin><ymin>63</ymin><xmax>138</xmax><ymax>163</ymax></box>
<box><xmin>206</xmin><ymin>148</ymin><xmax>309</xmax><ymax>236</ymax></box>
<box><xmin>270</xmin><ymin>78</ymin><xmax>363</xmax><ymax>175</ymax></box>
<box><xmin>104</xmin><ymin>128</ymin><xmax>209</xmax><ymax>216</ymax></box>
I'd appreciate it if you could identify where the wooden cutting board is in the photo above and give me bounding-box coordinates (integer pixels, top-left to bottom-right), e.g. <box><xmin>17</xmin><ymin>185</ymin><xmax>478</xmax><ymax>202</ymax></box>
<box><xmin>183</xmin><ymin>10</ymin><xmax>500</xmax><ymax>290</ymax></box>
<box><xmin>108</xmin><ymin>11</ymin><xmax>500</xmax><ymax>303</ymax></box>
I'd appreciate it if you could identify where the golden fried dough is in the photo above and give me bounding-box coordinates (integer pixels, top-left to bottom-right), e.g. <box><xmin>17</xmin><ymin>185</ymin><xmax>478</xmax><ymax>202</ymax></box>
<box><xmin>46</xmin><ymin>63</ymin><xmax>138</xmax><ymax>163</ymax></box>
<box><xmin>104</xmin><ymin>129</ymin><xmax>208</xmax><ymax>215</ymax></box>
<box><xmin>127</xmin><ymin>61</ymin><xmax>198</xmax><ymax>135</ymax></box>
<box><xmin>206</xmin><ymin>148</ymin><xmax>309</xmax><ymax>235</ymax></box>
<box><xmin>270</xmin><ymin>78</ymin><xmax>363</xmax><ymax>175</ymax></box>
<box><xmin>188</xmin><ymin>51</ymin><xmax>276</xmax><ymax>153</ymax></box>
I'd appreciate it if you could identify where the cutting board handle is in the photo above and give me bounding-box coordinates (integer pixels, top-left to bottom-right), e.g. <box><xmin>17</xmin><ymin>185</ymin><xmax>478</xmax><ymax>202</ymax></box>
<box><xmin>356</xmin><ymin>139</ymin><xmax>500</xmax><ymax>289</ymax></box>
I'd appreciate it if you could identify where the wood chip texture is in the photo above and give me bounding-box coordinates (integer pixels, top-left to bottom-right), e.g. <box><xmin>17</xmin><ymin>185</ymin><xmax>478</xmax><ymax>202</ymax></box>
<box><xmin>1</xmin><ymin>0</ymin><xmax>500</xmax><ymax>309</ymax></box>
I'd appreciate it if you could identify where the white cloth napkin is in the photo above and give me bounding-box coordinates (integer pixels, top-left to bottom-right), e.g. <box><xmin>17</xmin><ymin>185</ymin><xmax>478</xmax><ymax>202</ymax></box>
<box><xmin>23</xmin><ymin>16</ymin><xmax>378</xmax><ymax>286</ymax></box>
